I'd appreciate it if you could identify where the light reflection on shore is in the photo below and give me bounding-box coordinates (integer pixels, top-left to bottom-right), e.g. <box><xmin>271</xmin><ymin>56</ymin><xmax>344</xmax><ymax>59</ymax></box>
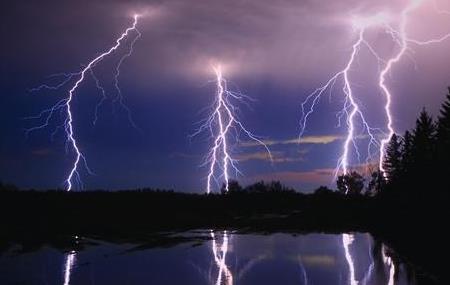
<box><xmin>63</xmin><ymin>251</ymin><xmax>76</xmax><ymax>285</ymax></box>
<box><xmin>343</xmin><ymin>233</ymin><xmax>358</xmax><ymax>285</ymax></box>
<box><xmin>210</xmin><ymin>231</ymin><xmax>233</xmax><ymax>285</ymax></box>
<box><xmin>341</xmin><ymin>233</ymin><xmax>401</xmax><ymax>285</ymax></box>
<box><xmin>0</xmin><ymin>233</ymin><xmax>414</xmax><ymax>284</ymax></box>
<box><xmin>382</xmin><ymin>245</ymin><xmax>396</xmax><ymax>285</ymax></box>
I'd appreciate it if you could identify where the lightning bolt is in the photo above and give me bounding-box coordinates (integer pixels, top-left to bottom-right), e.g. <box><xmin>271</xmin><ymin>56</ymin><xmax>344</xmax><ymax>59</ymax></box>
<box><xmin>26</xmin><ymin>15</ymin><xmax>141</xmax><ymax>191</ymax></box>
<box><xmin>378</xmin><ymin>0</ymin><xmax>421</xmax><ymax>174</ymax></box>
<box><xmin>379</xmin><ymin>0</ymin><xmax>450</xmax><ymax>174</ymax></box>
<box><xmin>300</xmin><ymin>21</ymin><xmax>381</xmax><ymax>181</ymax></box>
<box><xmin>112</xmin><ymin>27</ymin><xmax>142</xmax><ymax>131</ymax></box>
<box><xmin>325</xmin><ymin>6</ymin><xmax>443</xmax><ymax>276</ymax></box>
<box><xmin>192</xmin><ymin>65</ymin><xmax>272</xmax><ymax>193</ymax></box>
<box><xmin>301</xmin><ymin>0</ymin><xmax>450</xmax><ymax>180</ymax></box>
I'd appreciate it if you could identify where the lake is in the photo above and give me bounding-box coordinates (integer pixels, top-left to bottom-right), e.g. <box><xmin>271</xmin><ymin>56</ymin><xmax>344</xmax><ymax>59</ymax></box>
<box><xmin>0</xmin><ymin>232</ymin><xmax>414</xmax><ymax>285</ymax></box>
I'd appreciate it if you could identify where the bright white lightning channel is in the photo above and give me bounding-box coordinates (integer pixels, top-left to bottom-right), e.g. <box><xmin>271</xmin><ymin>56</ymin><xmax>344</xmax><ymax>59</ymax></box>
<box><xmin>192</xmin><ymin>65</ymin><xmax>272</xmax><ymax>194</ymax></box>
<box><xmin>27</xmin><ymin>15</ymin><xmax>141</xmax><ymax>191</ymax></box>
<box><xmin>379</xmin><ymin>0</ymin><xmax>450</xmax><ymax>174</ymax></box>
<box><xmin>300</xmin><ymin>0</ymin><xmax>450</xmax><ymax>179</ymax></box>
<box><xmin>299</xmin><ymin>20</ymin><xmax>382</xmax><ymax>179</ymax></box>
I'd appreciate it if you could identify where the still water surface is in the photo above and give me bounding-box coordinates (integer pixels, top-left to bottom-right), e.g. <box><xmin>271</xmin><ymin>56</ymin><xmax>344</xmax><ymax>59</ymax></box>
<box><xmin>0</xmin><ymin>232</ymin><xmax>414</xmax><ymax>285</ymax></box>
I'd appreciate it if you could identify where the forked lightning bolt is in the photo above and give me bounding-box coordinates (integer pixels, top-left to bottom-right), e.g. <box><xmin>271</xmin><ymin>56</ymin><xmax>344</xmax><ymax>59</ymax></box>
<box><xmin>378</xmin><ymin>1</ymin><xmax>421</xmax><ymax>174</ymax></box>
<box><xmin>301</xmin><ymin>2</ymin><xmax>449</xmax><ymax>285</ymax></box>
<box><xmin>379</xmin><ymin>0</ymin><xmax>450</xmax><ymax>174</ymax></box>
<box><xmin>112</xmin><ymin>27</ymin><xmax>142</xmax><ymax>131</ymax></box>
<box><xmin>300</xmin><ymin>0</ymin><xmax>450</xmax><ymax>180</ymax></box>
<box><xmin>26</xmin><ymin>15</ymin><xmax>141</xmax><ymax>191</ymax></box>
<box><xmin>300</xmin><ymin>21</ymin><xmax>382</xmax><ymax>180</ymax></box>
<box><xmin>192</xmin><ymin>65</ymin><xmax>272</xmax><ymax>193</ymax></box>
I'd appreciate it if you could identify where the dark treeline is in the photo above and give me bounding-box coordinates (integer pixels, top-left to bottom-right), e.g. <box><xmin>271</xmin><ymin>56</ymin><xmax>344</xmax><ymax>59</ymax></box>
<box><xmin>0</xmin><ymin>179</ymin><xmax>379</xmax><ymax>251</ymax></box>
<box><xmin>334</xmin><ymin>87</ymin><xmax>450</xmax><ymax>199</ymax></box>
<box><xmin>0</xmin><ymin>181</ymin><xmax>18</xmax><ymax>192</ymax></box>
<box><xmin>379</xmin><ymin>88</ymin><xmax>450</xmax><ymax>197</ymax></box>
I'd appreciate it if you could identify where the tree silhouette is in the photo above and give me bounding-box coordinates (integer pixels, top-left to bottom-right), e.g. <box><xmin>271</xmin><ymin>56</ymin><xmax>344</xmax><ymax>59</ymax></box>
<box><xmin>436</xmin><ymin>88</ymin><xmax>450</xmax><ymax>145</ymax></box>
<box><xmin>314</xmin><ymin>186</ymin><xmax>334</xmax><ymax>195</ymax></box>
<box><xmin>0</xmin><ymin>182</ymin><xmax>18</xmax><ymax>192</ymax></box>
<box><xmin>383</xmin><ymin>133</ymin><xmax>402</xmax><ymax>182</ymax></box>
<box><xmin>380</xmin><ymin>104</ymin><xmax>445</xmax><ymax>196</ymax></box>
<box><xmin>436</xmin><ymin>87</ymin><xmax>450</xmax><ymax>187</ymax></box>
<box><xmin>337</xmin><ymin>171</ymin><xmax>364</xmax><ymax>195</ymax></box>
<box><xmin>368</xmin><ymin>170</ymin><xmax>386</xmax><ymax>195</ymax></box>
<box><xmin>411</xmin><ymin>109</ymin><xmax>436</xmax><ymax>189</ymax></box>
<box><xmin>221</xmin><ymin>180</ymin><xmax>243</xmax><ymax>193</ymax></box>
<box><xmin>400</xmin><ymin>130</ymin><xmax>414</xmax><ymax>178</ymax></box>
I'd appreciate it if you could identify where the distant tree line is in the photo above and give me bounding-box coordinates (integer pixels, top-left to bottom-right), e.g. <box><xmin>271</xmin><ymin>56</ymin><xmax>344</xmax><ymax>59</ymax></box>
<box><xmin>221</xmin><ymin>180</ymin><xmax>296</xmax><ymax>194</ymax></box>
<box><xmin>0</xmin><ymin>181</ymin><xmax>18</xmax><ymax>192</ymax></box>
